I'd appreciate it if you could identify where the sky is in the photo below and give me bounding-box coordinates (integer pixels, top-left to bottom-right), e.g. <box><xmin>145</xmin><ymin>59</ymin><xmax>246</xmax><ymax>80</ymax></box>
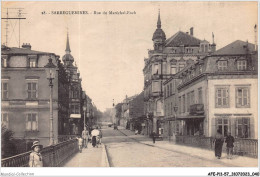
<box><xmin>1</xmin><ymin>1</ymin><xmax>258</xmax><ymax>112</ymax></box>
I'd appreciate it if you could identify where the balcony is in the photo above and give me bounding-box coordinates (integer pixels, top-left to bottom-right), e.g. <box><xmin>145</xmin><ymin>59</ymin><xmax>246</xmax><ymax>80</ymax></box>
<box><xmin>189</xmin><ymin>104</ymin><xmax>204</xmax><ymax>115</ymax></box>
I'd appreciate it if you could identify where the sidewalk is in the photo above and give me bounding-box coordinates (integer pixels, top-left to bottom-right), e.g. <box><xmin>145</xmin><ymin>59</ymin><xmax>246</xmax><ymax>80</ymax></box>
<box><xmin>118</xmin><ymin>127</ymin><xmax>258</xmax><ymax>167</ymax></box>
<box><xmin>63</xmin><ymin>143</ymin><xmax>109</xmax><ymax>167</ymax></box>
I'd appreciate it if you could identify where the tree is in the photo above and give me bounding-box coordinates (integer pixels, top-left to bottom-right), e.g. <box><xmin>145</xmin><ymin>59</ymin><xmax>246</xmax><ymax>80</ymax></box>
<box><xmin>1</xmin><ymin>124</ymin><xmax>17</xmax><ymax>158</ymax></box>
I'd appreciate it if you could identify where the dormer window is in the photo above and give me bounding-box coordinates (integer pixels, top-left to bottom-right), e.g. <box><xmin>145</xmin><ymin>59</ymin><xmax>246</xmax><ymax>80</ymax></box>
<box><xmin>237</xmin><ymin>60</ymin><xmax>247</xmax><ymax>70</ymax></box>
<box><xmin>218</xmin><ymin>60</ymin><xmax>228</xmax><ymax>71</ymax></box>
<box><xmin>29</xmin><ymin>58</ymin><xmax>36</xmax><ymax>68</ymax></box>
<box><xmin>3</xmin><ymin>58</ymin><xmax>7</xmax><ymax>67</ymax></box>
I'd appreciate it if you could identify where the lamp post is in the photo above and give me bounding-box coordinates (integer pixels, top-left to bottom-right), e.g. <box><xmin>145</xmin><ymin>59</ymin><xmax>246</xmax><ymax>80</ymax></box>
<box><xmin>83</xmin><ymin>105</ymin><xmax>87</xmax><ymax>129</ymax></box>
<box><xmin>44</xmin><ymin>56</ymin><xmax>57</xmax><ymax>145</ymax></box>
<box><xmin>173</xmin><ymin>106</ymin><xmax>178</xmax><ymax>135</ymax></box>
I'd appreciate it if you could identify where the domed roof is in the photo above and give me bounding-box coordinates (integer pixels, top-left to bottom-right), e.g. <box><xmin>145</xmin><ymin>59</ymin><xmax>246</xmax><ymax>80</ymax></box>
<box><xmin>62</xmin><ymin>53</ymin><xmax>74</xmax><ymax>62</ymax></box>
<box><xmin>152</xmin><ymin>10</ymin><xmax>166</xmax><ymax>41</ymax></box>
<box><xmin>152</xmin><ymin>28</ymin><xmax>166</xmax><ymax>41</ymax></box>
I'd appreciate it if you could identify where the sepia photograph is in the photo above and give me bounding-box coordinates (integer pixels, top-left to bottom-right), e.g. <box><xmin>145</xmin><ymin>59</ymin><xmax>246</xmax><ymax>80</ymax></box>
<box><xmin>1</xmin><ymin>0</ymin><xmax>259</xmax><ymax>176</ymax></box>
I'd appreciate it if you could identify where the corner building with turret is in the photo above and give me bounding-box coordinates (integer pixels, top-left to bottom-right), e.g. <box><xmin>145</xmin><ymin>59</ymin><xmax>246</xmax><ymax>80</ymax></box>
<box><xmin>143</xmin><ymin>11</ymin><xmax>216</xmax><ymax>136</ymax></box>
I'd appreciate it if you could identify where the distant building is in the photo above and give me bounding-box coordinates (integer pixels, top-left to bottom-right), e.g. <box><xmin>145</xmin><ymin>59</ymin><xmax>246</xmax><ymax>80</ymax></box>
<box><xmin>1</xmin><ymin>43</ymin><xmax>69</xmax><ymax>150</ymax></box>
<box><xmin>163</xmin><ymin>40</ymin><xmax>258</xmax><ymax>139</ymax></box>
<box><xmin>62</xmin><ymin>33</ymin><xmax>83</xmax><ymax>135</ymax></box>
<box><xmin>143</xmin><ymin>11</ymin><xmax>215</xmax><ymax>135</ymax></box>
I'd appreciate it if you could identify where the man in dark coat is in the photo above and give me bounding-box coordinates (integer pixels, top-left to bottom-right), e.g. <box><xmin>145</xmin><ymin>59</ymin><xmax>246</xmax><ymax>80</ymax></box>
<box><xmin>152</xmin><ymin>131</ymin><xmax>156</xmax><ymax>144</ymax></box>
<box><xmin>225</xmin><ymin>132</ymin><xmax>235</xmax><ymax>159</ymax></box>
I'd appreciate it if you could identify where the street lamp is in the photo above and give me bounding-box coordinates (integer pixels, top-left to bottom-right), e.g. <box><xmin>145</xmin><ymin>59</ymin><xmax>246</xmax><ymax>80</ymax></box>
<box><xmin>83</xmin><ymin>105</ymin><xmax>87</xmax><ymax>129</ymax></box>
<box><xmin>44</xmin><ymin>56</ymin><xmax>57</xmax><ymax>145</ymax></box>
<box><xmin>173</xmin><ymin>106</ymin><xmax>178</xmax><ymax>135</ymax></box>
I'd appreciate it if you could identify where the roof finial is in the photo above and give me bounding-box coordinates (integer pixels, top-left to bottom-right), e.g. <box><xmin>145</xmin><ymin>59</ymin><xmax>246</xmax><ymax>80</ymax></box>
<box><xmin>65</xmin><ymin>29</ymin><xmax>71</xmax><ymax>53</ymax></box>
<box><xmin>157</xmin><ymin>9</ymin><xmax>161</xmax><ymax>29</ymax></box>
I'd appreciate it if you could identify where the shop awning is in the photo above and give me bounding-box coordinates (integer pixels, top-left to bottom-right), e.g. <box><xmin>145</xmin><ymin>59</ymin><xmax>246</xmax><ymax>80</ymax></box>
<box><xmin>70</xmin><ymin>114</ymin><xmax>81</xmax><ymax>119</ymax></box>
<box><xmin>165</xmin><ymin>115</ymin><xmax>205</xmax><ymax>121</ymax></box>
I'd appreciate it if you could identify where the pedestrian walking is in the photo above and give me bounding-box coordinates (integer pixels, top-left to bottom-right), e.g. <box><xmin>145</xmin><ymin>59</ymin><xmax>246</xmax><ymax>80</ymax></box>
<box><xmin>77</xmin><ymin>136</ymin><xmax>83</xmax><ymax>153</ymax></box>
<box><xmin>152</xmin><ymin>131</ymin><xmax>156</xmax><ymax>144</ymax></box>
<box><xmin>214</xmin><ymin>129</ymin><xmax>224</xmax><ymax>159</ymax></box>
<box><xmin>82</xmin><ymin>127</ymin><xmax>89</xmax><ymax>148</ymax></box>
<box><xmin>225</xmin><ymin>132</ymin><xmax>235</xmax><ymax>159</ymax></box>
<box><xmin>91</xmin><ymin>127</ymin><xmax>99</xmax><ymax>147</ymax></box>
<box><xmin>29</xmin><ymin>141</ymin><xmax>43</xmax><ymax>167</ymax></box>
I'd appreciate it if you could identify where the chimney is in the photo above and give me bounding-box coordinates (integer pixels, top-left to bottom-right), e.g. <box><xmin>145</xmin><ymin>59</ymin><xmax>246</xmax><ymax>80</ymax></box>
<box><xmin>190</xmin><ymin>27</ymin><xmax>194</xmax><ymax>36</ymax></box>
<box><xmin>22</xmin><ymin>43</ymin><xmax>31</xmax><ymax>50</ymax></box>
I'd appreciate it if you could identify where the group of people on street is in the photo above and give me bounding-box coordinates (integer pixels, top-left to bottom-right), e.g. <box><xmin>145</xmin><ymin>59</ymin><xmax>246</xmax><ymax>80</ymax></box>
<box><xmin>28</xmin><ymin>126</ymin><xmax>103</xmax><ymax>167</ymax></box>
<box><xmin>77</xmin><ymin>126</ymin><xmax>103</xmax><ymax>153</ymax></box>
<box><xmin>214</xmin><ymin>130</ymin><xmax>235</xmax><ymax>159</ymax></box>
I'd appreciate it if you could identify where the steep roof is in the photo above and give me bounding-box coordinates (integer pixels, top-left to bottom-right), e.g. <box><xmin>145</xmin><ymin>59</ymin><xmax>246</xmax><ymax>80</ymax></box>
<box><xmin>1</xmin><ymin>46</ymin><xmax>52</xmax><ymax>55</ymax></box>
<box><xmin>165</xmin><ymin>31</ymin><xmax>202</xmax><ymax>47</ymax></box>
<box><xmin>213</xmin><ymin>40</ymin><xmax>256</xmax><ymax>55</ymax></box>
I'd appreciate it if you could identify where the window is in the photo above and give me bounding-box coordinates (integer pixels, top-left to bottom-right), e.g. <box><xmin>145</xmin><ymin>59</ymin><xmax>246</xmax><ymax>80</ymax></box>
<box><xmin>153</xmin><ymin>64</ymin><xmax>159</xmax><ymax>74</ymax></box>
<box><xmin>71</xmin><ymin>104</ymin><xmax>80</xmax><ymax>114</ymax></box>
<box><xmin>172</xmin><ymin>81</ymin><xmax>175</xmax><ymax>94</ymax></box>
<box><xmin>198</xmin><ymin>88</ymin><xmax>203</xmax><ymax>104</ymax></box>
<box><xmin>171</xmin><ymin>65</ymin><xmax>177</xmax><ymax>74</ymax></box>
<box><xmin>167</xmin><ymin>85</ymin><xmax>170</xmax><ymax>97</ymax></box>
<box><xmin>171</xmin><ymin>102</ymin><xmax>173</xmax><ymax>115</ymax></box>
<box><xmin>1</xmin><ymin>113</ymin><xmax>9</xmax><ymax>128</ymax></box>
<box><xmin>216</xmin><ymin>118</ymin><xmax>229</xmax><ymax>137</ymax></box>
<box><xmin>182</xmin><ymin>95</ymin><xmax>186</xmax><ymax>113</ymax></box>
<box><xmin>27</xmin><ymin>82</ymin><xmax>37</xmax><ymax>99</ymax></box>
<box><xmin>152</xmin><ymin>81</ymin><xmax>160</xmax><ymax>92</ymax></box>
<box><xmin>179</xmin><ymin>64</ymin><xmax>185</xmax><ymax>71</ymax></box>
<box><xmin>215</xmin><ymin>87</ymin><xmax>229</xmax><ymax>108</ymax></box>
<box><xmin>237</xmin><ymin>60</ymin><xmax>247</xmax><ymax>70</ymax></box>
<box><xmin>218</xmin><ymin>60</ymin><xmax>228</xmax><ymax>70</ymax></box>
<box><xmin>2</xmin><ymin>58</ymin><xmax>7</xmax><ymax>67</ymax></box>
<box><xmin>201</xmin><ymin>44</ymin><xmax>205</xmax><ymax>53</ymax></box>
<box><xmin>236</xmin><ymin>118</ymin><xmax>250</xmax><ymax>138</ymax></box>
<box><xmin>164</xmin><ymin>87</ymin><xmax>166</xmax><ymax>98</ymax></box>
<box><xmin>178</xmin><ymin>97</ymin><xmax>181</xmax><ymax>114</ymax></box>
<box><xmin>26</xmin><ymin>113</ymin><xmax>38</xmax><ymax>131</ymax></box>
<box><xmin>187</xmin><ymin>92</ymin><xmax>190</xmax><ymax>112</ymax></box>
<box><xmin>1</xmin><ymin>82</ymin><xmax>8</xmax><ymax>99</ymax></box>
<box><xmin>170</xmin><ymin>83</ymin><xmax>172</xmax><ymax>95</ymax></box>
<box><xmin>29</xmin><ymin>59</ymin><xmax>36</xmax><ymax>68</ymax></box>
<box><xmin>236</xmin><ymin>87</ymin><xmax>250</xmax><ymax>107</ymax></box>
<box><xmin>190</xmin><ymin>91</ymin><xmax>195</xmax><ymax>105</ymax></box>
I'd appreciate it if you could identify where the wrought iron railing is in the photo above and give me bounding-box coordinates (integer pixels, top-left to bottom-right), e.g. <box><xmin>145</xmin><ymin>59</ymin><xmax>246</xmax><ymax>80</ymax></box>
<box><xmin>1</xmin><ymin>139</ymin><xmax>78</xmax><ymax>167</ymax></box>
<box><xmin>58</xmin><ymin>135</ymin><xmax>77</xmax><ymax>143</ymax></box>
<box><xmin>176</xmin><ymin>135</ymin><xmax>258</xmax><ymax>158</ymax></box>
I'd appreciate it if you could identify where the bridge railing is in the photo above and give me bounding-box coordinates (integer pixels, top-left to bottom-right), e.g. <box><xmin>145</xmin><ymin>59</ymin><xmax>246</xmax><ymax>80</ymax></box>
<box><xmin>176</xmin><ymin>135</ymin><xmax>258</xmax><ymax>158</ymax></box>
<box><xmin>1</xmin><ymin>139</ymin><xmax>78</xmax><ymax>167</ymax></box>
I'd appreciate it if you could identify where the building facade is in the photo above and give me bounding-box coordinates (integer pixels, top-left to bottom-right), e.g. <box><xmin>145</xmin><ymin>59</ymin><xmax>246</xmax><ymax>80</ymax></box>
<box><xmin>62</xmin><ymin>34</ymin><xmax>83</xmax><ymax>135</ymax></box>
<box><xmin>143</xmin><ymin>12</ymin><xmax>215</xmax><ymax>135</ymax></box>
<box><xmin>1</xmin><ymin>43</ymin><xmax>69</xmax><ymax>149</ymax></box>
<box><xmin>163</xmin><ymin>40</ymin><xmax>258</xmax><ymax>139</ymax></box>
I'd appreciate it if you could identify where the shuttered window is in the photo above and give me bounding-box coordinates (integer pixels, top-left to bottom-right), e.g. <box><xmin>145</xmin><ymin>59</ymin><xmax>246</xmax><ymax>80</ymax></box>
<box><xmin>236</xmin><ymin>87</ymin><xmax>250</xmax><ymax>108</ymax></box>
<box><xmin>215</xmin><ymin>87</ymin><xmax>229</xmax><ymax>108</ymax></box>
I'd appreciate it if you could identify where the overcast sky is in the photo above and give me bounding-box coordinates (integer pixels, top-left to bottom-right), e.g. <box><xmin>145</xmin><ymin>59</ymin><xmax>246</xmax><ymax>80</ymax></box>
<box><xmin>2</xmin><ymin>1</ymin><xmax>257</xmax><ymax>112</ymax></box>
